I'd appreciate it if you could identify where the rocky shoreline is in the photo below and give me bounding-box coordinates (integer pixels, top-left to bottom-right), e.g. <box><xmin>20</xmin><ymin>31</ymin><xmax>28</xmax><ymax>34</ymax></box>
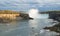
<box><xmin>49</xmin><ymin>12</ymin><xmax>60</xmax><ymax>22</ymax></box>
<box><xmin>44</xmin><ymin>22</ymin><xmax>60</xmax><ymax>36</ymax></box>
<box><xmin>0</xmin><ymin>10</ymin><xmax>33</xmax><ymax>23</ymax></box>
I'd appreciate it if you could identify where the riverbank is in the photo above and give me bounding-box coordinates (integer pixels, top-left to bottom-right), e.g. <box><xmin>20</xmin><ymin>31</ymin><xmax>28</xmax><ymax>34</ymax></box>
<box><xmin>44</xmin><ymin>22</ymin><xmax>60</xmax><ymax>36</ymax></box>
<box><xmin>0</xmin><ymin>10</ymin><xmax>33</xmax><ymax>23</ymax></box>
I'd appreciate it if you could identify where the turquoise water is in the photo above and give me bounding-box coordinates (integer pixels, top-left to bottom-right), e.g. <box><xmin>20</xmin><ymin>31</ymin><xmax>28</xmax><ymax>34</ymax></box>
<box><xmin>38</xmin><ymin>14</ymin><xmax>49</xmax><ymax>19</ymax></box>
<box><xmin>0</xmin><ymin>19</ymin><xmax>59</xmax><ymax>36</ymax></box>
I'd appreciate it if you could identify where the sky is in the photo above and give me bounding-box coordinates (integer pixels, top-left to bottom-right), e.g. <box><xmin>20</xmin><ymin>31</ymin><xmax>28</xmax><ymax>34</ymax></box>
<box><xmin>0</xmin><ymin>0</ymin><xmax>60</xmax><ymax>11</ymax></box>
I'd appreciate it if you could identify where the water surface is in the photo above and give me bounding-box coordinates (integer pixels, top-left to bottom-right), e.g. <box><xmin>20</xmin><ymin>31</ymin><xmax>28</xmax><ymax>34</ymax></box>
<box><xmin>0</xmin><ymin>19</ymin><xmax>59</xmax><ymax>36</ymax></box>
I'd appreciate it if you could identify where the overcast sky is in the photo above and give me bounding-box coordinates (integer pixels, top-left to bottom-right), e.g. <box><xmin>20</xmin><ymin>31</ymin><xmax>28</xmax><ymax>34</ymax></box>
<box><xmin>0</xmin><ymin>0</ymin><xmax>60</xmax><ymax>11</ymax></box>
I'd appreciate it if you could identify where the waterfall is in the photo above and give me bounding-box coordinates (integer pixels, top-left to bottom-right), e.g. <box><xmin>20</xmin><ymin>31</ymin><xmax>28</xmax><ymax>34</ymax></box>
<box><xmin>28</xmin><ymin>9</ymin><xmax>49</xmax><ymax>19</ymax></box>
<box><xmin>29</xmin><ymin>9</ymin><xmax>39</xmax><ymax>19</ymax></box>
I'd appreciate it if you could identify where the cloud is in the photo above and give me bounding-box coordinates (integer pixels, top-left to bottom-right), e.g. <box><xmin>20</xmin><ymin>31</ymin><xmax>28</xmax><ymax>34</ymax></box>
<box><xmin>0</xmin><ymin>0</ymin><xmax>60</xmax><ymax>11</ymax></box>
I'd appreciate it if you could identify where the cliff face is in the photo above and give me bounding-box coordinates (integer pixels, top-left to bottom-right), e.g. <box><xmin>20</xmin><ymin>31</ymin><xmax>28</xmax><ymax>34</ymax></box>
<box><xmin>49</xmin><ymin>12</ymin><xmax>60</xmax><ymax>21</ymax></box>
<box><xmin>0</xmin><ymin>10</ymin><xmax>33</xmax><ymax>22</ymax></box>
<box><xmin>0</xmin><ymin>14</ymin><xmax>20</xmax><ymax>20</ymax></box>
<box><xmin>0</xmin><ymin>10</ymin><xmax>20</xmax><ymax>20</ymax></box>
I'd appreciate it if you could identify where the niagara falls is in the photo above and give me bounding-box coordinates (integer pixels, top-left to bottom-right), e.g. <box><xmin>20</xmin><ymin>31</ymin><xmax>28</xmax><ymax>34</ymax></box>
<box><xmin>0</xmin><ymin>0</ymin><xmax>60</xmax><ymax>36</ymax></box>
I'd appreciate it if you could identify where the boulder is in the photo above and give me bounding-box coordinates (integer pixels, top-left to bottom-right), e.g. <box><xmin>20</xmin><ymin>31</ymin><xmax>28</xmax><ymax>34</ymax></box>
<box><xmin>20</xmin><ymin>13</ymin><xmax>33</xmax><ymax>19</ymax></box>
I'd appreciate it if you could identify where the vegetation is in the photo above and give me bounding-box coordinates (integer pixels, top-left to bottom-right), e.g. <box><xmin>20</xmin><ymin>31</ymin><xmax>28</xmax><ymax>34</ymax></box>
<box><xmin>0</xmin><ymin>10</ymin><xmax>19</xmax><ymax>14</ymax></box>
<box><xmin>39</xmin><ymin>11</ymin><xmax>60</xmax><ymax>14</ymax></box>
<box><xmin>45</xmin><ymin>11</ymin><xmax>60</xmax><ymax>12</ymax></box>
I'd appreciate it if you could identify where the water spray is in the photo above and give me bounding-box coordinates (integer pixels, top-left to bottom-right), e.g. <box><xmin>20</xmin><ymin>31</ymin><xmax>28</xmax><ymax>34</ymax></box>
<box><xmin>29</xmin><ymin>9</ymin><xmax>39</xmax><ymax>19</ymax></box>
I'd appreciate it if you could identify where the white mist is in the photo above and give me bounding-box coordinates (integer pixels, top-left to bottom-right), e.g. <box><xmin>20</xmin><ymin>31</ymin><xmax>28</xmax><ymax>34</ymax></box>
<box><xmin>29</xmin><ymin>9</ymin><xmax>39</xmax><ymax>19</ymax></box>
<box><xmin>28</xmin><ymin>9</ymin><xmax>49</xmax><ymax>19</ymax></box>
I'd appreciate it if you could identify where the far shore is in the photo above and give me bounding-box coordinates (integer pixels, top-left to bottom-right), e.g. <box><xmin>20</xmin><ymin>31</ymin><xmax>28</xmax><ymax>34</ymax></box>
<box><xmin>0</xmin><ymin>10</ymin><xmax>60</xmax><ymax>23</ymax></box>
<box><xmin>0</xmin><ymin>10</ymin><xmax>33</xmax><ymax>23</ymax></box>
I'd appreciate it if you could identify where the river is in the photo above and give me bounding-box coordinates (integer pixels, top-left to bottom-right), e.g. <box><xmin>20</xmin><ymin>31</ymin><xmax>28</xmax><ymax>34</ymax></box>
<box><xmin>0</xmin><ymin>14</ymin><xmax>59</xmax><ymax>36</ymax></box>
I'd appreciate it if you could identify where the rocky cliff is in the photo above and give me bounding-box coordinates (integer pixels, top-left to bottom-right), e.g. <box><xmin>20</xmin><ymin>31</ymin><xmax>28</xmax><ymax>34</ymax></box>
<box><xmin>0</xmin><ymin>10</ymin><xmax>33</xmax><ymax>23</ymax></box>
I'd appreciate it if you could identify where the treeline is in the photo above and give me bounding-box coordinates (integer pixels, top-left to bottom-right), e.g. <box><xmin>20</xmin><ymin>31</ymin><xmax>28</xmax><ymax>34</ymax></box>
<box><xmin>0</xmin><ymin>10</ymin><xmax>20</xmax><ymax>14</ymax></box>
<box><xmin>45</xmin><ymin>11</ymin><xmax>60</xmax><ymax>12</ymax></box>
<box><xmin>39</xmin><ymin>11</ymin><xmax>60</xmax><ymax>14</ymax></box>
